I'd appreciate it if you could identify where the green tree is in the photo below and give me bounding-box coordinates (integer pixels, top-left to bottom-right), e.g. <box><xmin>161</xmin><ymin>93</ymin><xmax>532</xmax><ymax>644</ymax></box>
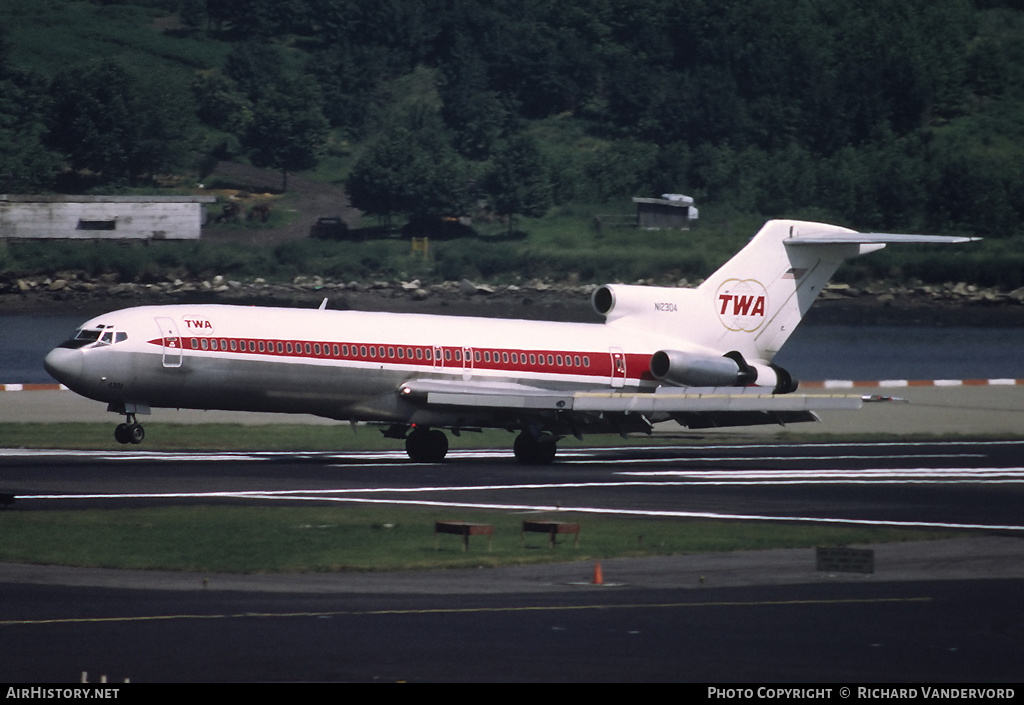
<box><xmin>485</xmin><ymin>134</ymin><xmax>553</xmax><ymax>236</ymax></box>
<box><xmin>246</xmin><ymin>77</ymin><xmax>329</xmax><ymax>191</ymax></box>
<box><xmin>47</xmin><ymin>59</ymin><xmax>192</xmax><ymax>185</ymax></box>
<box><xmin>346</xmin><ymin>119</ymin><xmax>467</xmax><ymax>227</ymax></box>
<box><xmin>0</xmin><ymin>73</ymin><xmax>58</xmax><ymax>192</ymax></box>
<box><xmin>439</xmin><ymin>38</ymin><xmax>508</xmax><ymax>159</ymax></box>
<box><xmin>178</xmin><ymin>0</ymin><xmax>207</xmax><ymax>30</ymax></box>
<box><xmin>191</xmin><ymin>70</ymin><xmax>252</xmax><ymax>136</ymax></box>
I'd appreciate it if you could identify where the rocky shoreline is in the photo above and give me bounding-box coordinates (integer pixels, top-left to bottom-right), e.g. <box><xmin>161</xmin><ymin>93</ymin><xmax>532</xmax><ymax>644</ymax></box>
<box><xmin>4</xmin><ymin>273</ymin><xmax>1024</xmax><ymax>326</ymax></box>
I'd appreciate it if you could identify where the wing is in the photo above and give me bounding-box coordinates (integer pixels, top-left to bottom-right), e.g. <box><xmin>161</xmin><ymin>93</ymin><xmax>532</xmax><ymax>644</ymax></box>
<box><xmin>396</xmin><ymin>379</ymin><xmax>861</xmax><ymax>432</ymax></box>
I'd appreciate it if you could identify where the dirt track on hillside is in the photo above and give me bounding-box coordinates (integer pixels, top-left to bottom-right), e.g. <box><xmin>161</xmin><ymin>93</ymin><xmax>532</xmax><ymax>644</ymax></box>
<box><xmin>200</xmin><ymin>161</ymin><xmax>361</xmax><ymax>246</ymax></box>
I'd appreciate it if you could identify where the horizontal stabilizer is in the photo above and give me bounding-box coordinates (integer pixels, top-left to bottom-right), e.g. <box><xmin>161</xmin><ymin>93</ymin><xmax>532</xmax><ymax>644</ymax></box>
<box><xmin>786</xmin><ymin>232</ymin><xmax>978</xmax><ymax>246</ymax></box>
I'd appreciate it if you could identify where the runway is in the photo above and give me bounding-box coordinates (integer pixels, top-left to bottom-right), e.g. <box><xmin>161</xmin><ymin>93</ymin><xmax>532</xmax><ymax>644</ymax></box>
<box><xmin>3</xmin><ymin>393</ymin><xmax>1024</xmax><ymax>681</ymax></box>
<box><xmin>5</xmin><ymin>440</ymin><xmax>1024</xmax><ymax>532</ymax></box>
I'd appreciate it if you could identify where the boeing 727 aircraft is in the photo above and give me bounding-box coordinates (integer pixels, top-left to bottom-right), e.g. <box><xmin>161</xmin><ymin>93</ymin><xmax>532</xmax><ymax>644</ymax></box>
<box><xmin>44</xmin><ymin>220</ymin><xmax>973</xmax><ymax>462</ymax></box>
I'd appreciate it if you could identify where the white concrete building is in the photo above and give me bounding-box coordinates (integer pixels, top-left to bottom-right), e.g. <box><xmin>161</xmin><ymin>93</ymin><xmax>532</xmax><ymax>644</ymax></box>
<box><xmin>0</xmin><ymin>195</ymin><xmax>216</xmax><ymax>240</ymax></box>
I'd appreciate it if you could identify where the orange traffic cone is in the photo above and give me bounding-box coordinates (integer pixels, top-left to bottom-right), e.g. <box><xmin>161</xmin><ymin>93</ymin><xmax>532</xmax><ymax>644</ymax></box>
<box><xmin>592</xmin><ymin>561</ymin><xmax>603</xmax><ymax>585</ymax></box>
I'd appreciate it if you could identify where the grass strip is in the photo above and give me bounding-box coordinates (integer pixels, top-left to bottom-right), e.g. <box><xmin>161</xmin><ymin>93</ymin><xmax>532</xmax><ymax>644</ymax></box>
<box><xmin>0</xmin><ymin>505</ymin><xmax>958</xmax><ymax>573</ymax></box>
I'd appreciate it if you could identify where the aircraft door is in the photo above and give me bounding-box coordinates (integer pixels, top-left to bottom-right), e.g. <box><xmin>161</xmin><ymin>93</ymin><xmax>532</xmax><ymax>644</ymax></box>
<box><xmin>155</xmin><ymin>317</ymin><xmax>183</xmax><ymax>368</ymax></box>
<box><xmin>609</xmin><ymin>347</ymin><xmax>626</xmax><ymax>388</ymax></box>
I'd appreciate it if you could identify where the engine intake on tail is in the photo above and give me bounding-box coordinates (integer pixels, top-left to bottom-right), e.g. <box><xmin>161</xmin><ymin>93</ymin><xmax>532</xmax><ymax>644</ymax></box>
<box><xmin>649</xmin><ymin>350</ymin><xmax>797</xmax><ymax>394</ymax></box>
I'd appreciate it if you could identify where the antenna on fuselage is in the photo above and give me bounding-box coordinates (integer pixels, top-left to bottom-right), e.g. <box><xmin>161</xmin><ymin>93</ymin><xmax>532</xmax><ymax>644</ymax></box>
<box><xmin>318</xmin><ymin>297</ymin><xmax>328</xmax><ymax>310</ymax></box>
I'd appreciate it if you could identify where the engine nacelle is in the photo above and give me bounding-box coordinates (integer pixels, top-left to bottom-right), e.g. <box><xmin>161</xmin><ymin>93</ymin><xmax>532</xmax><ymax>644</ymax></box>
<box><xmin>650</xmin><ymin>350</ymin><xmax>797</xmax><ymax>394</ymax></box>
<box><xmin>592</xmin><ymin>283</ymin><xmax>695</xmax><ymax>324</ymax></box>
<box><xmin>650</xmin><ymin>349</ymin><xmax>747</xmax><ymax>388</ymax></box>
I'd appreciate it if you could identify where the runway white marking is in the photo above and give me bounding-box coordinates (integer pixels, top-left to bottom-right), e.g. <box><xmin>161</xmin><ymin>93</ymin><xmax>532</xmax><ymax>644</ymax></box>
<box><xmin>8</xmin><ymin>442</ymin><xmax>1024</xmax><ymax>532</ymax></box>
<box><xmin>18</xmin><ymin>468</ymin><xmax>1024</xmax><ymax>533</ymax></box>
<box><xmin>19</xmin><ymin>487</ymin><xmax>1024</xmax><ymax>532</ymax></box>
<box><xmin>617</xmin><ymin>468</ymin><xmax>1024</xmax><ymax>482</ymax></box>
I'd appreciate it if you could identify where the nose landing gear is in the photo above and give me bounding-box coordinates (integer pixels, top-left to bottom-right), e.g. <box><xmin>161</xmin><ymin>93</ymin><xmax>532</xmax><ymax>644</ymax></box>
<box><xmin>114</xmin><ymin>414</ymin><xmax>145</xmax><ymax>445</ymax></box>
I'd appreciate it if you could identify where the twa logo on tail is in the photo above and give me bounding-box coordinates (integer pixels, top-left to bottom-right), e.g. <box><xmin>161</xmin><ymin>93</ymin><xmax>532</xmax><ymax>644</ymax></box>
<box><xmin>716</xmin><ymin>279</ymin><xmax>768</xmax><ymax>332</ymax></box>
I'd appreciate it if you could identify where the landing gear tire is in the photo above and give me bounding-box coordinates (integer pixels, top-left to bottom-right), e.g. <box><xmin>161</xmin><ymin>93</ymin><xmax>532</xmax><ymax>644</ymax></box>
<box><xmin>405</xmin><ymin>428</ymin><xmax>449</xmax><ymax>463</ymax></box>
<box><xmin>513</xmin><ymin>432</ymin><xmax>557</xmax><ymax>465</ymax></box>
<box><xmin>115</xmin><ymin>420</ymin><xmax>144</xmax><ymax>445</ymax></box>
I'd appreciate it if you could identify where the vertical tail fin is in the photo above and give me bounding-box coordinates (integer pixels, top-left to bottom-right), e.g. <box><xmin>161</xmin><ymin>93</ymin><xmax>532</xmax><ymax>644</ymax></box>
<box><xmin>594</xmin><ymin>220</ymin><xmax>974</xmax><ymax>371</ymax></box>
<box><xmin>694</xmin><ymin>219</ymin><xmax>975</xmax><ymax>363</ymax></box>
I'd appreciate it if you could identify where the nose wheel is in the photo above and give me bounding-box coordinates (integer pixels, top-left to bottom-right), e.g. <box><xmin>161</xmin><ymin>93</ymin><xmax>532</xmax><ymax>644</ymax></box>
<box><xmin>114</xmin><ymin>415</ymin><xmax>145</xmax><ymax>445</ymax></box>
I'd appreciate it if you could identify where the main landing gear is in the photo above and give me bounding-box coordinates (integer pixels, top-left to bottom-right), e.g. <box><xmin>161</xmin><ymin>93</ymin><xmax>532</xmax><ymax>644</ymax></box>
<box><xmin>404</xmin><ymin>427</ymin><xmax>449</xmax><ymax>463</ymax></box>
<box><xmin>513</xmin><ymin>431</ymin><xmax>558</xmax><ymax>465</ymax></box>
<box><xmin>114</xmin><ymin>414</ymin><xmax>145</xmax><ymax>445</ymax></box>
<box><xmin>398</xmin><ymin>427</ymin><xmax>559</xmax><ymax>464</ymax></box>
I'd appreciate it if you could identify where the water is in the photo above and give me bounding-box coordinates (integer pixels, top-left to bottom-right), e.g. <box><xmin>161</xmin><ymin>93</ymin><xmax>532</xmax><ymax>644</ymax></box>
<box><xmin>1</xmin><ymin>315</ymin><xmax>85</xmax><ymax>384</ymax></box>
<box><xmin>774</xmin><ymin>324</ymin><xmax>1024</xmax><ymax>382</ymax></box>
<box><xmin>3</xmin><ymin>314</ymin><xmax>1022</xmax><ymax>384</ymax></box>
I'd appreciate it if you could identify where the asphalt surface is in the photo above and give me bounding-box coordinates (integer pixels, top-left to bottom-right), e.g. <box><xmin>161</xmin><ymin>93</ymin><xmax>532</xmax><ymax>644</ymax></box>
<box><xmin>2</xmin><ymin>387</ymin><xmax>1024</xmax><ymax>682</ymax></box>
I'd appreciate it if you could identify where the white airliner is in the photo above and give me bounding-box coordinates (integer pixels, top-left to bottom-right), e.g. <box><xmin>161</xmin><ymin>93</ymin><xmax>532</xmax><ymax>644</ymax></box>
<box><xmin>44</xmin><ymin>219</ymin><xmax>973</xmax><ymax>463</ymax></box>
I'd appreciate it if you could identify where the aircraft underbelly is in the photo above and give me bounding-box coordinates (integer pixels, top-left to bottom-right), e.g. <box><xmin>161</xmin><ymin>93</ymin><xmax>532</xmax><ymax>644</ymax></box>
<box><xmin>124</xmin><ymin>353</ymin><xmax>616</xmax><ymax>423</ymax></box>
<box><xmin>124</xmin><ymin>354</ymin><xmax>389</xmax><ymax>415</ymax></box>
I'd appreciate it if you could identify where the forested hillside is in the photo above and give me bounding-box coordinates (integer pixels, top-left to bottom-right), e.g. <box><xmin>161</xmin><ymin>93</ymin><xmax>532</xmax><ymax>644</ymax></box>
<box><xmin>2</xmin><ymin>0</ymin><xmax>1024</xmax><ymax>286</ymax></box>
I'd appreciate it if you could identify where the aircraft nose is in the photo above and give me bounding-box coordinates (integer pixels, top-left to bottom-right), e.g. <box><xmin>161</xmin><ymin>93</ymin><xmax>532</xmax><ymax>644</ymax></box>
<box><xmin>43</xmin><ymin>347</ymin><xmax>84</xmax><ymax>386</ymax></box>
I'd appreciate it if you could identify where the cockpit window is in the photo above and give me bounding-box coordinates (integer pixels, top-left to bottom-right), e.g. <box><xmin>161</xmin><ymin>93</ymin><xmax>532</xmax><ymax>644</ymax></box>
<box><xmin>57</xmin><ymin>328</ymin><xmax>128</xmax><ymax>349</ymax></box>
<box><xmin>58</xmin><ymin>329</ymin><xmax>102</xmax><ymax>349</ymax></box>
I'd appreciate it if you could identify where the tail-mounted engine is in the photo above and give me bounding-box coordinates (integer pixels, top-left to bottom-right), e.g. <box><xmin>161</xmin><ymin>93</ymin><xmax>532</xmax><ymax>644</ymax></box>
<box><xmin>649</xmin><ymin>349</ymin><xmax>797</xmax><ymax>394</ymax></box>
<box><xmin>592</xmin><ymin>283</ymin><xmax>692</xmax><ymax>324</ymax></box>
